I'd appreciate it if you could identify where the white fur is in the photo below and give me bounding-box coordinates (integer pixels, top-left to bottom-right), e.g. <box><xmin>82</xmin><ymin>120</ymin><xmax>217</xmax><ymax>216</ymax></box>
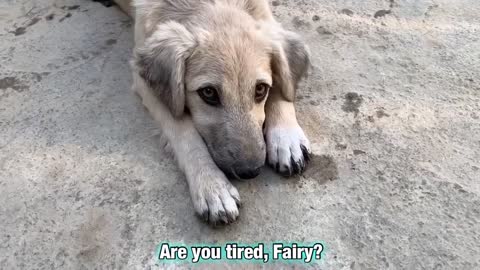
<box><xmin>264</xmin><ymin>98</ymin><xmax>311</xmax><ymax>175</ymax></box>
<box><xmin>266</xmin><ymin>126</ymin><xmax>310</xmax><ymax>173</ymax></box>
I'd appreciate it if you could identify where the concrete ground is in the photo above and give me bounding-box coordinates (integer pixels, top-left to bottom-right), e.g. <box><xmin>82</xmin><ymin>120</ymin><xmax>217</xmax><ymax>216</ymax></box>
<box><xmin>1</xmin><ymin>0</ymin><xmax>479</xmax><ymax>269</ymax></box>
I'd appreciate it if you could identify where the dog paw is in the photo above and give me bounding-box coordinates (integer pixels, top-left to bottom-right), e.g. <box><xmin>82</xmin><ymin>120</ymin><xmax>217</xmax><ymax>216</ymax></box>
<box><xmin>189</xmin><ymin>169</ymin><xmax>241</xmax><ymax>225</ymax></box>
<box><xmin>265</xmin><ymin>126</ymin><xmax>311</xmax><ymax>176</ymax></box>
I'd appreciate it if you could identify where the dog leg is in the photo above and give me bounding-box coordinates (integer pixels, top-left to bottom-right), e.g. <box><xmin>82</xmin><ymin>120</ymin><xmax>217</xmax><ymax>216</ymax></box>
<box><xmin>133</xmin><ymin>74</ymin><xmax>240</xmax><ymax>224</ymax></box>
<box><xmin>264</xmin><ymin>90</ymin><xmax>311</xmax><ymax>176</ymax></box>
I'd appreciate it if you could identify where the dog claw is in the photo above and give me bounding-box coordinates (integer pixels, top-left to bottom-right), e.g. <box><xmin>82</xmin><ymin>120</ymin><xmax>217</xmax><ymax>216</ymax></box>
<box><xmin>272</xmin><ymin>149</ymin><xmax>310</xmax><ymax>177</ymax></box>
<box><xmin>192</xmin><ymin>172</ymin><xmax>240</xmax><ymax>226</ymax></box>
<box><xmin>228</xmin><ymin>214</ymin><xmax>237</xmax><ymax>223</ymax></box>
<box><xmin>219</xmin><ymin>214</ymin><xmax>229</xmax><ymax>224</ymax></box>
<box><xmin>291</xmin><ymin>157</ymin><xmax>300</xmax><ymax>175</ymax></box>
<box><xmin>266</xmin><ymin>126</ymin><xmax>311</xmax><ymax>177</ymax></box>
<box><xmin>201</xmin><ymin>210</ymin><xmax>209</xmax><ymax>222</ymax></box>
<box><xmin>301</xmin><ymin>145</ymin><xmax>311</xmax><ymax>163</ymax></box>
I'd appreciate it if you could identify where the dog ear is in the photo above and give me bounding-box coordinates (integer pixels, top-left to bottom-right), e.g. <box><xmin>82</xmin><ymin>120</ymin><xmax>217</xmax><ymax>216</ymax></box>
<box><xmin>134</xmin><ymin>21</ymin><xmax>196</xmax><ymax>117</ymax></box>
<box><xmin>270</xmin><ymin>29</ymin><xmax>310</xmax><ymax>101</ymax></box>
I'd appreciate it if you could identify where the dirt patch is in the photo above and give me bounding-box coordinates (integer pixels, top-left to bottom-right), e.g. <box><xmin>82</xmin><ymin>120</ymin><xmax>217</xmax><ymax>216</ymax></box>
<box><xmin>105</xmin><ymin>39</ymin><xmax>117</xmax><ymax>46</ymax></box>
<box><xmin>10</xmin><ymin>17</ymin><xmax>41</xmax><ymax>36</ymax></box>
<box><xmin>316</xmin><ymin>26</ymin><xmax>333</xmax><ymax>35</ymax></box>
<box><xmin>335</xmin><ymin>144</ymin><xmax>347</xmax><ymax>150</ymax></box>
<box><xmin>62</xmin><ymin>5</ymin><xmax>80</xmax><ymax>10</ymax></box>
<box><xmin>342</xmin><ymin>92</ymin><xmax>363</xmax><ymax>116</ymax></box>
<box><xmin>45</xmin><ymin>13</ymin><xmax>55</xmax><ymax>21</ymax></box>
<box><xmin>27</xmin><ymin>17</ymin><xmax>41</xmax><ymax>27</ymax></box>
<box><xmin>389</xmin><ymin>0</ymin><xmax>395</xmax><ymax>8</ymax></box>
<box><xmin>59</xmin><ymin>13</ymin><xmax>72</xmax><ymax>22</ymax></box>
<box><xmin>376</xmin><ymin>108</ymin><xmax>390</xmax><ymax>118</ymax></box>
<box><xmin>353</xmin><ymin>149</ymin><xmax>366</xmax><ymax>155</ymax></box>
<box><xmin>10</xmin><ymin>27</ymin><xmax>26</xmax><ymax>36</ymax></box>
<box><xmin>0</xmin><ymin>77</ymin><xmax>28</xmax><ymax>92</ymax></box>
<box><xmin>339</xmin><ymin>9</ymin><xmax>354</xmax><ymax>16</ymax></box>
<box><xmin>374</xmin><ymin>10</ymin><xmax>391</xmax><ymax>18</ymax></box>
<box><xmin>292</xmin><ymin>16</ymin><xmax>311</xmax><ymax>29</ymax></box>
<box><xmin>303</xmin><ymin>154</ymin><xmax>338</xmax><ymax>184</ymax></box>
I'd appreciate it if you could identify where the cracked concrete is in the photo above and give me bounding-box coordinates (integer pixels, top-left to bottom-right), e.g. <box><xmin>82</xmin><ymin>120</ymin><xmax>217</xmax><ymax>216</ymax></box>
<box><xmin>0</xmin><ymin>0</ymin><xmax>479</xmax><ymax>269</ymax></box>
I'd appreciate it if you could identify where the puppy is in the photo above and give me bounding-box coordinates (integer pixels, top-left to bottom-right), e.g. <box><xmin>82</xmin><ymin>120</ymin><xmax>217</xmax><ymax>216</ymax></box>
<box><xmin>131</xmin><ymin>0</ymin><xmax>311</xmax><ymax>224</ymax></box>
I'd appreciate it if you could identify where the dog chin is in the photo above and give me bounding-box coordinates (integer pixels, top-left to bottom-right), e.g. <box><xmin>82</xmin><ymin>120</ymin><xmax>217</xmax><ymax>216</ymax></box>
<box><xmin>217</xmin><ymin>163</ymin><xmax>264</xmax><ymax>180</ymax></box>
<box><xmin>223</xmin><ymin>169</ymin><xmax>242</xmax><ymax>180</ymax></box>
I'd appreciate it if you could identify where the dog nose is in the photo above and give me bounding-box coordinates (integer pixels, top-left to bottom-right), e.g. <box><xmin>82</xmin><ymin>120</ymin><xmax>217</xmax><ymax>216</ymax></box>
<box><xmin>235</xmin><ymin>166</ymin><xmax>262</xmax><ymax>179</ymax></box>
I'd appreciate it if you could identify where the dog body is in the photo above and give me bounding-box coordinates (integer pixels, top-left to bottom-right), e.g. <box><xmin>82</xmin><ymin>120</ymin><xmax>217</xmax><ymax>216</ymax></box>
<box><xmin>131</xmin><ymin>0</ymin><xmax>311</xmax><ymax>224</ymax></box>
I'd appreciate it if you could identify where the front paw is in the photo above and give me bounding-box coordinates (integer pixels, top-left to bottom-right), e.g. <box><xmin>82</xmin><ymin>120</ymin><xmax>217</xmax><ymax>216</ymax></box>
<box><xmin>265</xmin><ymin>126</ymin><xmax>311</xmax><ymax>176</ymax></box>
<box><xmin>189</xmin><ymin>169</ymin><xmax>241</xmax><ymax>225</ymax></box>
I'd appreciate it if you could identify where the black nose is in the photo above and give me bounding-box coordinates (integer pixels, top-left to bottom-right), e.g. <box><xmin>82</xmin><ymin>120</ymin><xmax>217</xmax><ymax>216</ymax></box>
<box><xmin>236</xmin><ymin>166</ymin><xmax>262</xmax><ymax>179</ymax></box>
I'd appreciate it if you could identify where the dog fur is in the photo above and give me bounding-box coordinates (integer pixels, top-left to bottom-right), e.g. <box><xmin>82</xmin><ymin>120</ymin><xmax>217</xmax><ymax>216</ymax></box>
<box><xmin>130</xmin><ymin>0</ymin><xmax>311</xmax><ymax>224</ymax></box>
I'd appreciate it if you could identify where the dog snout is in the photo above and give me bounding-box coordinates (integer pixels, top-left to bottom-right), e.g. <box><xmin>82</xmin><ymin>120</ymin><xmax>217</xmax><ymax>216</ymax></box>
<box><xmin>234</xmin><ymin>165</ymin><xmax>262</xmax><ymax>179</ymax></box>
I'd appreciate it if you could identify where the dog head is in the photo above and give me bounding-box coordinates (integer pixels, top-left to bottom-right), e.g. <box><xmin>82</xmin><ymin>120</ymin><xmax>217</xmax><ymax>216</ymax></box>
<box><xmin>135</xmin><ymin>17</ymin><xmax>309</xmax><ymax>179</ymax></box>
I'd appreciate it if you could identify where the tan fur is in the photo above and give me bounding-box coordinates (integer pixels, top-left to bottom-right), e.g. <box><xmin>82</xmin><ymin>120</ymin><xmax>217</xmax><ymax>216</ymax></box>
<box><xmin>129</xmin><ymin>0</ymin><xmax>311</xmax><ymax>224</ymax></box>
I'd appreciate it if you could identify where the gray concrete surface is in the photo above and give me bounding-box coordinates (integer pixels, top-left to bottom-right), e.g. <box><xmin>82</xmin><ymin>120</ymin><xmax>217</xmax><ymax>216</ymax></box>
<box><xmin>1</xmin><ymin>0</ymin><xmax>479</xmax><ymax>269</ymax></box>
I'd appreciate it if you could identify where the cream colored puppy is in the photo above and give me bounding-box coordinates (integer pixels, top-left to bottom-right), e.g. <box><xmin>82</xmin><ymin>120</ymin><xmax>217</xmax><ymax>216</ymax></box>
<box><xmin>131</xmin><ymin>0</ymin><xmax>311</xmax><ymax>224</ymax></box>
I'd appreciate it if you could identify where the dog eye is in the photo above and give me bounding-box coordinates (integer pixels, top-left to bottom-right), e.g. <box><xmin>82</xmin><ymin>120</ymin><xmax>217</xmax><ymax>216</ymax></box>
<box><xmin>255</xmin><ymin>83</ymin><xmax>270</xmax><ymax>103</ymax></box>
<box><xmin>197</xmin><ymin>87</ymin><xmax>221</xmax><ymax>106</ymax></box>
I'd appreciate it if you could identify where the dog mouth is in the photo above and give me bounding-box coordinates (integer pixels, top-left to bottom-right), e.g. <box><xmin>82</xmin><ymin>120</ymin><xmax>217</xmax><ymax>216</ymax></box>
<box><xmin>229</xmin><ymin>168</ymin><xmax>242</xmax><ymax>180</ymax></box>
<box><xmin>203</xmin><ymin>137</ymin><xmax>264</xmax><ymax>180</ymax></box>
<box><xmin>223</xmin><ymin>166</ymin><xmax>262</xmax><ymax>180</ymax></box>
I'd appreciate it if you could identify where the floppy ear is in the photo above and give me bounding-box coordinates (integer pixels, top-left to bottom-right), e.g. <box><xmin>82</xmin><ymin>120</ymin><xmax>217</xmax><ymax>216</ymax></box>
<box><xmin>134</xmin><ymin>21</ymin><xmax>196</xmax><ymax>117</ymax></box>
<box><xmin>270</xmin><ymin>30</ymin><xmax>310</xmax><ymax>102</ymax></box>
